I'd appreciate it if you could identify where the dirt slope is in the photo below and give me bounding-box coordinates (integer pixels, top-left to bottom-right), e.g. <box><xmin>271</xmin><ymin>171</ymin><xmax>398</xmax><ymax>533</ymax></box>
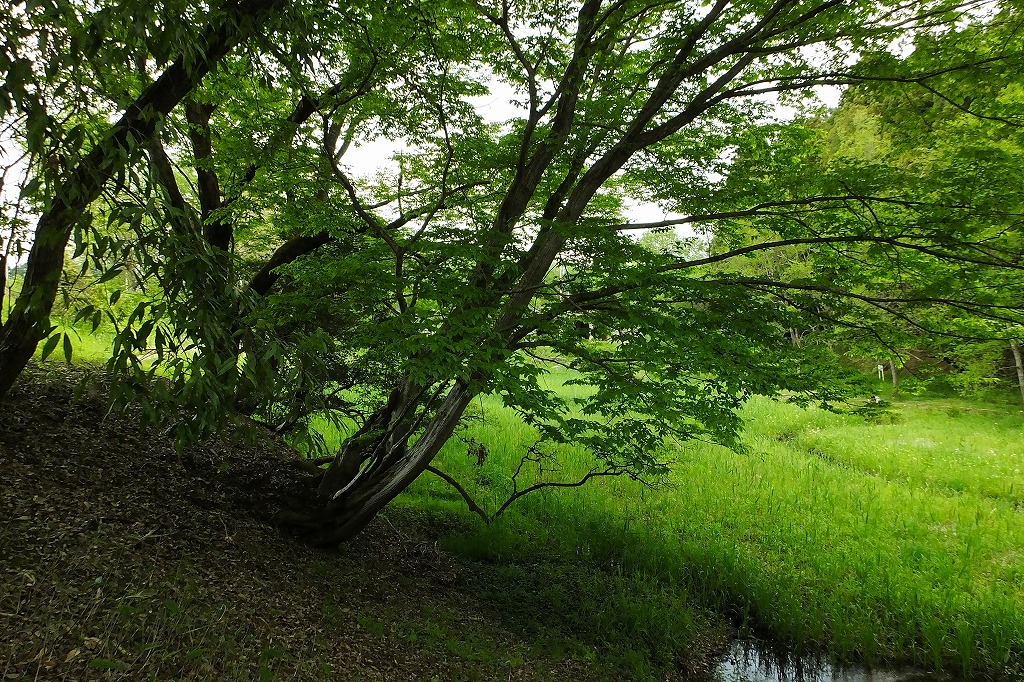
<box><xmin>0</xmin><ymin>364</ymin><xmax>720</xmax><ymax>681</ymax></box>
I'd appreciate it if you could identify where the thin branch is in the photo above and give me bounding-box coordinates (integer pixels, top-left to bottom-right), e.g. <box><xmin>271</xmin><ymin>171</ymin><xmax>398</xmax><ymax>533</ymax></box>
<box><xmin>562</xmin><ymin>233</ymin><xmax>1024</xmax><ymax>311</ymax></box>
<box><xmin>425</xmin><ymin>465</ymin><xmax>491</xmax><ymax>524</ymax></box>
<box><xmin>492</xmin><ymin>466</ymin><xmax>628</xmax><ymax>519</ymax></box>
<box><xmin>603</xmin><ymin>195</ymin><xmax>973</xmax><ymax>231</ymax></box>
<box><xmin>706</xmin><ymin>277</ymin><xmax>1024</xmax><ymax>328</ymax></box>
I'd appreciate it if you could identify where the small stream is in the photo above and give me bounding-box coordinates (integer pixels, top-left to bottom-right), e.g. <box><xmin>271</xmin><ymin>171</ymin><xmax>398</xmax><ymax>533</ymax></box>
<box><xmin>714</xmin><ymin>639</ymin><xmax>950</xmax><ymax>682</ymax></box>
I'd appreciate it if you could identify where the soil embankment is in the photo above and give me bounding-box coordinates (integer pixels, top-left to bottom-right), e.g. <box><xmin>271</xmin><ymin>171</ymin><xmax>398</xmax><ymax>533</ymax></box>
<box><xmin>0</xmin><ymin>364</ymin><xmax>721</xmax><ymax>681</ymax></box>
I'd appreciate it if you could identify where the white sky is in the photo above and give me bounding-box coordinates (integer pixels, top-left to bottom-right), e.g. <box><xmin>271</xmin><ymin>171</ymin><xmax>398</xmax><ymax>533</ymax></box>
<box><xmin>341</xmin><ymin>80</ymin><xmax>844</xmax><ymax>235</ymax></box>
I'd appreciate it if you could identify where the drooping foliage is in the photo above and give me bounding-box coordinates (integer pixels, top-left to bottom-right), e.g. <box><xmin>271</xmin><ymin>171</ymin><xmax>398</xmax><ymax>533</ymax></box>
<box><xmin>2</xmin><ymin>0</ymin><xmax>1023</xmax><ymax>542</ymax></box>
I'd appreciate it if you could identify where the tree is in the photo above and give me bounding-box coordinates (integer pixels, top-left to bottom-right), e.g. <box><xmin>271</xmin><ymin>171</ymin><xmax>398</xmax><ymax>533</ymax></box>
<box><xmin>4</xmin><ymin>0</ymin><xmax>1024</xmax><ymax>544</ymax></box>
<box><xmin>0</xmin><ymin>0</ymin><xmax>295</xmax><ymax>395</ymax></box>
<box><xmin>709</xmin><ymin>17</ymin><xmax>1024</xmax><ymax>400</ymax></box>
<box><xmin>1012</xmin><ymin>338</ymin><xmax>1024</xmax><ymax>404</ymax></box>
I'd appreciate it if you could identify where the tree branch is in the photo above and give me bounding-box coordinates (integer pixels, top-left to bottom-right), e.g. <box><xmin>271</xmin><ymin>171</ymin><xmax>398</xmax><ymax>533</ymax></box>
<box><xmin>425</xmin><ymin>465</ymin><xmax>491</xmax><ymax>524</ymax></box>
<box><xmin>147</xmin><ymin>135</ymin><xmax>201</xmax><ymax>236</ymax></box>
<box><xmin>248</xmin><ymin>231</ymin><xmax>335</xmax><ymax>295</ymax></box>
<box><xmin>491</xmin><ymin>466</ymin><xmax>628</xmax><ymax>519</ymax></box>
<box><xmin>185</xmin><ymin>100</ymin><xmax>224</xmax><ymax>235</ymax></box>
<box><xmin>559</xmin><ymin>232</ymin><xmax>1024</xmax><ymax>313</ymax></box>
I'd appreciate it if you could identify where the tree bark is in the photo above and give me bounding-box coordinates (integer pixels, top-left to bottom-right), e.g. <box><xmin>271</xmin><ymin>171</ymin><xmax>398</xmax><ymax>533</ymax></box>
<box><xmin>1011</xmin><ymin>339</ymin><xmax>1024</xmax><ymax>406</ymax></box>
<box><xmin>0</xmin><ymin>0</ymin><xmax>281</xmax><ymax>400</ymax></box>
<box><xmin>0</xmin><ymin>254</ymin><xmax>6</xmax><ymax>316</ymax></box>
<box><xmin>889</xmin><ymin>358</ymin><xmax>899</xmax><ymax>398</ymax></box>
<box><xmin>185</xmin><ymin>101</ymin><xmax>233</xmax><ymax>250</ymax></box>
<box><xmin>280</xmin><ymin>381</ymin><xmax>474</xmax><ymax>545</ymax></box>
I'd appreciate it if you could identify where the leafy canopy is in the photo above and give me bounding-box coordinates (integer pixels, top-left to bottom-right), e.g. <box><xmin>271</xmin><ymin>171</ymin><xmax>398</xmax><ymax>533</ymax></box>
<box><xmin>4</xmin><ymin>0</ymin><xmax>1023</xmax><ymax>503</ymax></box>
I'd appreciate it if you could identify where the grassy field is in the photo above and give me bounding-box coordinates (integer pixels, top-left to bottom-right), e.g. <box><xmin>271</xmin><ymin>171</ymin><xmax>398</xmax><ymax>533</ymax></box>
<box><xmin>392</xmin><ymin>374</ymin><xmax>1024</xmax><ymax>680</ymax></box>
<box><xmin>27</xmin><ymin>330</ymin><xmax>1024</xmax><ymax>679</ymax></box>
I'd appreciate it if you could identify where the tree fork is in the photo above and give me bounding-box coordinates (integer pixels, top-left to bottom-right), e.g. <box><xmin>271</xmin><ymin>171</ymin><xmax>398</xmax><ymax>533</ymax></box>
<box><xmin>316</xmin><ymin>380</ymin><xmax>418</xmax><ymax>497</ymax></box>
<box><xmin>279</xmin><ymin>381</ymin><xmax>474</xmax><ymax>545</ymax></box>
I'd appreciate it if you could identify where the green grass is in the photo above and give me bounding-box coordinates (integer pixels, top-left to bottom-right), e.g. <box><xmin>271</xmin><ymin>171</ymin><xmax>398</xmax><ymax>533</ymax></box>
<box><xmin>391</xmin><ymin>377</ymin><xmax>1024</xmax><ymax>680</ymax></box>
<box><xmin>30</xmin><ymin>320</ymin><xmax>1023</xmax><ymax>680</ymax></box>
<box><xmin>20</xmin><ymin>314</ymin><xmax>120</xmax><ymax>367</ymax></box>
<box><xmin>665</xmin><ymin>398</ymin><xmax>1024</xmax><ymax>674</ymax></box>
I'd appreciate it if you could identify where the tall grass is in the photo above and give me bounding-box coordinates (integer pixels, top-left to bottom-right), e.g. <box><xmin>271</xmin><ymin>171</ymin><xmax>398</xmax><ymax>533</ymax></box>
<box><xmin>393</xmin><ymin>376</ymin><xmax>1024</xmax><ymax>680</ymax></box>
<box><xmin>37</xmin><ymin>319</ymin><xmax>1020</xmax><ymax>679</ymax></box>
<box><xmin>663</xmin><ymin>397</ymin><xmax>1024</xmax><ymax>676</ymax></box>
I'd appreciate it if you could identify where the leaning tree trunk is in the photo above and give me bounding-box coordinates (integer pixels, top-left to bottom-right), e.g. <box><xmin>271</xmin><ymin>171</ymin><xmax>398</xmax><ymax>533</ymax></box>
<box><xmin>0</xmin><ymin>0</ymin><xmax>280</xmax><ymax>401</ymax></box>
<box><xmin>0</xmin><ymin>208</ymin><xmax>74</xmax><ymax>396</ymax></box>
<box><xmin>279</xmin><ymin>380</ymin><xmax>475</xmax><ymax>545</ymax></box>
<box><xmin>1011</xmin><ymin>339</ymin><xmax>1024</xmax><ymax>406</ymax></box>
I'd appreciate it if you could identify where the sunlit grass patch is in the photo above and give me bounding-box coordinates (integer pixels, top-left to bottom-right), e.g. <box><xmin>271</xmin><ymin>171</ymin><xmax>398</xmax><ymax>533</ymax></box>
<box><xmin>408</xmin><ymin>383</ymin><xmax>1024</xmax><ymax>680</ymax></box>
<box><xmin>34</xmin><ymin>322</ymin><xmax>118</xmax><ymax>366</ymax></box>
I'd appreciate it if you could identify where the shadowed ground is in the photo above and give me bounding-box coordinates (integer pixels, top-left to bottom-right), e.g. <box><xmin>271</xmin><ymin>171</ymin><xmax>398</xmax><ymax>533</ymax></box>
<box><xmin>0</xmin><ymin>364</ymin><xmax>724</xmax><ymax>681</ymax></box>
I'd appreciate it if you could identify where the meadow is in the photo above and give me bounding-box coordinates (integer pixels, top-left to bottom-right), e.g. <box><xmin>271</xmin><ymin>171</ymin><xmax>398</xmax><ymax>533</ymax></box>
<box><xmin>389</xmin><ymin>374</ymin><xmax>1024</xmax><ymax>680</ymax></box>
<box><xmin>30</xmin><ymin>329</ymin><xmax>1024</xmax><ymax>679</ymax></box>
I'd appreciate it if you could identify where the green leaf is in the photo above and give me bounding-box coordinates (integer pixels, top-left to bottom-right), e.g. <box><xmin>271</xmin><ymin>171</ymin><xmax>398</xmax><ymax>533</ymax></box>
<box><xmin>95</xmin><ymin>266</ymin><xmax>123</xmax><ymax>285</ymax></box>
<box><xmin>89</xmin><ymin>658</ymin><xmax>126</xmax><ymax>670</ymax></box>
<box><xmin>39</xmin><ymin>333</ymin><xmax>60</xmax><ymax>361</ymax></box>
<box><xmin>62</xmin><ymin>333</ymin><xmax>73</xmax><ymax>364</ymax></box>
<box><xmin>74</xmin><ymin>305</ymin><xmax>96</xmax><ymax>325</ymax></box>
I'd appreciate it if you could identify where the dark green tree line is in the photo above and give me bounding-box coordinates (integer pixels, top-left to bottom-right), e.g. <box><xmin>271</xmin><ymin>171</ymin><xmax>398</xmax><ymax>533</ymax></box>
<box><xmin>707</xmin><ymin>20</ymin><xmax>1024</xmax><ymax>400</ymax></box>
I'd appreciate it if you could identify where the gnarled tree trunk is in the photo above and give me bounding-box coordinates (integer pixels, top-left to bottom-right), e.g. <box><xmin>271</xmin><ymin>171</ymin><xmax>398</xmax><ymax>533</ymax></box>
<box><xmin>279</xmin><ymin>380</ymin><xmax>474</xmax><ymax>545</ymax></box>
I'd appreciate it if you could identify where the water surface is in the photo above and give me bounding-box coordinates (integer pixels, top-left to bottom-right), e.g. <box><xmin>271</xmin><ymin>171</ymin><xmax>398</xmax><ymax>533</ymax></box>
<box><xmin>715</xmin><ymin>640</ymin><xmax>949</xmax><ymax>682</ymax></box>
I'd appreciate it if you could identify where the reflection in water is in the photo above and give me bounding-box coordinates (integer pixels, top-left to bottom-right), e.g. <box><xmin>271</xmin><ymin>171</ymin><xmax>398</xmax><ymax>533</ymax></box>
<box><xmin>714</xmin><ymin>640</ymin><xmax>949</xmax><ymax>682</ymax></box>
